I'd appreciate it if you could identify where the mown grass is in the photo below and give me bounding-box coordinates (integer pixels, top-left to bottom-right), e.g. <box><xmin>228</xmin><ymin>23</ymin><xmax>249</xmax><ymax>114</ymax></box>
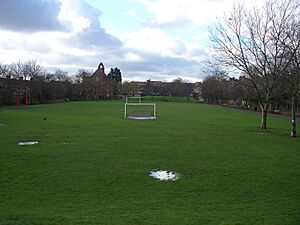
<box><xmin>0</xmin><ymin>101</ymin><xmax>299</xmax><ymax>225</ymax></box>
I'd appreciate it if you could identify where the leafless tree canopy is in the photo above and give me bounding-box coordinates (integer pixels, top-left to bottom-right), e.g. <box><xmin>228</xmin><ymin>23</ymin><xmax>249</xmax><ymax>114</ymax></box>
<box><xmin>210</xmin><ymin>0</ymin><xmax>300</xmax><ymax>130</ymax></box>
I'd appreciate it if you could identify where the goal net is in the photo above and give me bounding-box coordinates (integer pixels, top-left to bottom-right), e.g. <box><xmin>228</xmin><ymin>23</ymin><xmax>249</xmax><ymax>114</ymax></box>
<box><xmin>125</xmin><ymin>96</ymin><xmax>142</xmax><ymax>103</ymax></box>
<box><xmin>124</xmin><ymin>103</ymin><xmax>156</xmax><ymax>120</ymax></box>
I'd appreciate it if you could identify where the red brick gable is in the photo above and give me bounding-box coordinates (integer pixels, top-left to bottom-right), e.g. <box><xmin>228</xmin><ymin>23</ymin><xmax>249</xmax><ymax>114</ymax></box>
<box><xmin>91</xmin><ymin>62</ymin><xmax>106</xmax><ymax>81</ymax></box>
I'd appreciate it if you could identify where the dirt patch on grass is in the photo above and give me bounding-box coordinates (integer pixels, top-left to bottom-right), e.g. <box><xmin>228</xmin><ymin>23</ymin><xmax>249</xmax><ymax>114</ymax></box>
<box><xmin>129</xmin><ymin>112</ymin><xmax>152</xmax><ymax>117</ymax></box>
<box><xmin>128</xmin><ymin>112</ymin><xmax>156</xmax><ymax>120</ymax></box>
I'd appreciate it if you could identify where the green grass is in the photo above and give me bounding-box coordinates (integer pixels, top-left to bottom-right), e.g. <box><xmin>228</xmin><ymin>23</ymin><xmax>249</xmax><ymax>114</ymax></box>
<box><xmin>0</xmin><ymin>101</ymin><xmax>299</xmax><ymax>225</ymax></box>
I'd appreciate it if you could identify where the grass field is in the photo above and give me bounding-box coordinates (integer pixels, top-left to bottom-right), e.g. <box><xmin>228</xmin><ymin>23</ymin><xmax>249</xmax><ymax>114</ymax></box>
<box><xmin>0</xmin><ymin>101</ymin><xmax>299</xmax><ymax>225</ymax></box>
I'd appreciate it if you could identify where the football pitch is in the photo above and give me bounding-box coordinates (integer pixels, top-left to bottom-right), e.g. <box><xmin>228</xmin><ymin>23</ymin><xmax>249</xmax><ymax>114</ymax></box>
<box><xmin>0</xmin><ymin>101</ymin><xmax>299</xmax><ymax>225</ymax></box>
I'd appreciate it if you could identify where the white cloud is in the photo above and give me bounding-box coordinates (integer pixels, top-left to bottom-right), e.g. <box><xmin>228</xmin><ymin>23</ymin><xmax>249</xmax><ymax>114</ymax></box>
<box><xmin>0</xmin><ymin>0</ymin><xmax>123</xmax><ymax>73</ymax></box>
<box><xmin>123</xmin><ymin>8</ymin><xmax>136</xmax><ymax>17</ymax></box>
<box><xmin>135</xmin><ymin>0</ymin><xmax>264</xmax><ymax>27</ymax></box>
<box><xmin>0</xmin><ymin>0</ymin><xmax>266</xmax><ymax>82</ymax></box>
<box><xmin>124</xmin><ymin>51</ymin><xmax>144</xmax><ymax>62</ymax></box>
<box><xmin>134</xmin><ymin>0</ymin><xmax>226</xmax><ymax>27</ymax></box>
<box><xmin>59</xmin><ymin>4</ymin><xmax>91</xmax><ymax>33</ymax></box>
<box><xmin>115</xmin><ymin>27</ymin><xmax>188</xmax><ymax>57</ymax></box>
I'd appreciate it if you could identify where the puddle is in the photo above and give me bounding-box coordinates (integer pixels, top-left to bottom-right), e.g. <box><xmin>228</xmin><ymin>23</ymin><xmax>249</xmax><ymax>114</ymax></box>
<box><xmin>149</xmin><ymin>170</ymin><xmax>179</xmax><ymax>181</ymax></box>
<box><xmin>18</xmin><ymin>141</ymin><xmax>39</xmax><ymax>146</ymax></box>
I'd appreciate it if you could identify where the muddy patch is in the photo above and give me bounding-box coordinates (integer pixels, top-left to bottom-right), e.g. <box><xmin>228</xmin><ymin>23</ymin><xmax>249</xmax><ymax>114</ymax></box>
<box><xmin>149</xmin><ymin>170</ymin><xmax>179</xmax><ymax>181</ymax></box>
<box><xmin>18</xmin><ymin>141</ymin><xmax>39</xmax><ymax>146</ymax></box>
<box><xmin>129</xmin><ymin>112</ymin><xmax>152</xmax><ymax>117</ymax></box>
<box><xmin>128</xmin><ymin>112</ymin><xmax>156</xmax><ymax>120</ymax></box>
<box><xmin>128</xmin><ymin>116</ymin><xmax>156</xmax><ymax>120</ymax></box>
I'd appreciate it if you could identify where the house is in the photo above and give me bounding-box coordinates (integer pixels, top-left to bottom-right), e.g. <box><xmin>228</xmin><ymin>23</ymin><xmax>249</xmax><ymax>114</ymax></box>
<box><xmin>91</xmin><ymin>62</ymin><xmax>106</xmax><ymax>82</ymax></box>
<box><xmin>82</xmin><ymin>62</ymin><xmax>119</xmax><ymax>99</ymax></box>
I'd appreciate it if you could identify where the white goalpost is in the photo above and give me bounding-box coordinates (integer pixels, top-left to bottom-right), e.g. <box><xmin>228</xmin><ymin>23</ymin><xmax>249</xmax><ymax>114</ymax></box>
<box><xmin>124</xmin><ymin>103</ymin><xmax>156</xmax><ymax>120</ymax></box>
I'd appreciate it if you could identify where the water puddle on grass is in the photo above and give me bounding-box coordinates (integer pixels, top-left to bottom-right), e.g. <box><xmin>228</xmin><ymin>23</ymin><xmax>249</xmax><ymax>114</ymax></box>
<box><xmin>18</xmin><ymin>141</ymin><xmax>39</xmax><ymax>146</ymax></box>
<box><xmin>149</xmin><ymin>170</ymin><xmax>179</xmax><ymax>181</ymax></box>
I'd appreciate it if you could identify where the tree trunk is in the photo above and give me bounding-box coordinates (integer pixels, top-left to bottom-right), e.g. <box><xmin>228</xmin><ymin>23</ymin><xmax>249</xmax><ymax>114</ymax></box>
<box><xmin>260</xmin><ymin>104</ymin><xmax>268</xmax><ymax>129</ymax></box>
<box><xmin>291</xmin><ymin>95</ymin><xmax>297</xmax><ymax>137</ymax></box>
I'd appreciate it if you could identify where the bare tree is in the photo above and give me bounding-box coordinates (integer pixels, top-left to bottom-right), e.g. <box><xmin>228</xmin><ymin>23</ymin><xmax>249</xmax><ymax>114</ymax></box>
<box><xmin>121</xmin><ymin>81</ymin><xmax>140</xmax><ymax>96</ymax></box>
<box><xmin>54</xmin><ymin>69</ymin><xmax>69</xmax><ymax>82</ymax></box>
<box><xmin>7</xmin><ymin>60</ymin><xmax>43</xmax><ymax>80</ymax></box>
<box><xmin>75</xmin><ymin>69</ymin><xmax>92</xmax><ymax>84</ymax></box>
<box><xmin>202</xmin><ymin>74</ymin><xmax>228</xmax><ymax>104</ymax></box>
<box><xmin>10</xmin><ymin>61</ymin><xmax>24</xmax><ymax>79</ymax></box>
<box><xmin>283</xmin><ymin>13</ymin><xmax>300</xmax><ymax>137</ymax></box>
<box><xmin>0</xmin><ymin>63</ymin><xmax>9</xmax><ymax>78</ymax></box>
<box><xmin>210</xmin><ymin>0</ymin><xmax>298</xmax><ymax>129</ymax></box>
<box><xmin>23</xmin><ymin>60</ymin><xmax>43</xmax><ymax>80</ymax></box>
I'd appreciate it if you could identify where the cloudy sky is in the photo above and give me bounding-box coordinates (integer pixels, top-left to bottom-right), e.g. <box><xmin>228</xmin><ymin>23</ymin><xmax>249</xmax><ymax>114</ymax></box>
<box><xmin>0</xmin><ymin>0</ymin><xmax>262</xmax><ymax>82</ymax></box>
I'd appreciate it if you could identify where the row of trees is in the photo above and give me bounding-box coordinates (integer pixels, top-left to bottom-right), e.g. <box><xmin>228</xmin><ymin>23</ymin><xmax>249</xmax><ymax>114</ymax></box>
<box><xmin>0</xmin><ymin>61</ymin><xmax>124</xmax><ymax>104</ymax></box>
<box><xmin>0</xmin><ymin>61</ymin><xmax>197</xmax><ymax>105</ymax></box>
<box><xmin>202</xmin><ymin>72</ymin><xmax>295</xmax><ymax>111</ymax></box>
<box><xmin>121</xmin><ymin>78</ymin><xmax>195</xmax><ymax>97</ymax></box>
<box><xmin>209</xmin><ymin>0</ymin><xmax>300</xmax><ymax>136</ymax></box>
<box><xmin>0</xmin><ymin>60</ymin><xmax>43</xmax><ymax>81</ymax></box>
